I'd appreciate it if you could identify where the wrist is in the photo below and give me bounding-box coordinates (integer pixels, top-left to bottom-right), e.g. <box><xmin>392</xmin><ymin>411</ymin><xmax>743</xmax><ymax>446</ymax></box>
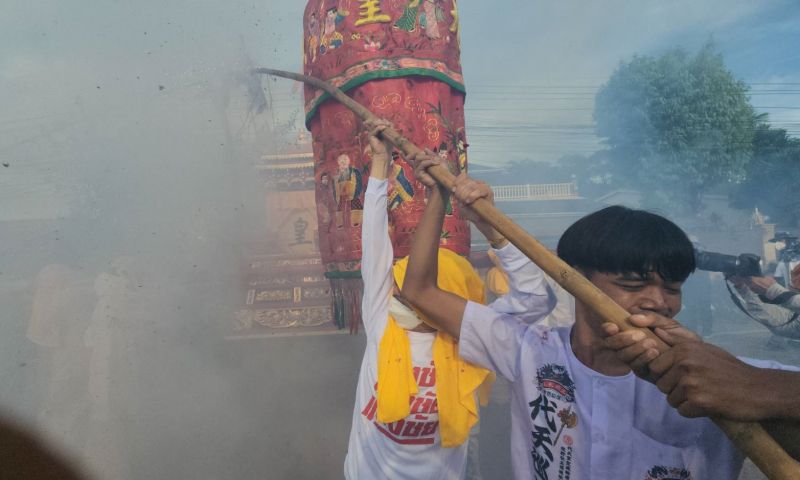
<box><xmin>756</xmin><ymin>369</ymin><xmax>800</xmax><ymax>419</ymax></box>
<box><xmin>427</xmin><ymin>183</ymin><xmax>449</xmax><ymax>196</ymax></box>
<box><xmin>489</xmin><ymin>236</ymin><xmax>508</xmax><ymax>249</ymax></box>
<box><xmin>476</xmin><ymin>224</ymin><xmax>506</xmax><ymax>248</ymax></box>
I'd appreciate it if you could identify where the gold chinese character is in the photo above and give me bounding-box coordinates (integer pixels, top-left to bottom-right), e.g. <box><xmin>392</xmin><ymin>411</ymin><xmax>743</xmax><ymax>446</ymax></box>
<box><xmin>354</xmin><ymin>0</ymin><xmax>391</xmax><ymax>26</ymax></box>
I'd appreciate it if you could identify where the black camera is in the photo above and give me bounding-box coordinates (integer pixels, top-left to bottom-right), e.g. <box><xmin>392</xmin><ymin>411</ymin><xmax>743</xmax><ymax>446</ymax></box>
<box><xmin>694</xmin><ymin>249</ymin><xmax>762</xmax><ymax>277</ymax></box>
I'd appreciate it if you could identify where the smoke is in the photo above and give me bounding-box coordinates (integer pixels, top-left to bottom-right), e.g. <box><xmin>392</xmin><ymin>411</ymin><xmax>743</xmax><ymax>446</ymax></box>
<box><xmin>0</xmin><ymin>1</ymin><xmax>798</xmax><ymax>480</ymax></box>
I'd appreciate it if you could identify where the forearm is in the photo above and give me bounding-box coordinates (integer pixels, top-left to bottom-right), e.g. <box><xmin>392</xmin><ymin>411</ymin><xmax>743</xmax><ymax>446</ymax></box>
<box><xmin>732</xmin><ymin>282</ymin><xmax>795</xmax><ymax>328</ymax></box>
<box><xmin>402</xmin><ymin>187</ymin><xmax>466</xmax><ymax>338</ymax></box>
<box><xmin>405</xmin><ymin>187</ymin><xmax>447</xmax><ymax>292</ymax></box>
<box><xmin>765</xmin><ymin>283</ymin><xmax>800</xmax><ymax>313</ymax></box>
<box><xmin>360</xmin><ymin>178</ymin><xmax>393</xmax><ymax>336</ymax></box>
<box><xmin>755</xmin><ymin>369</ymin><xmax>800</xmax><ymax>419</ymax></box>
<box><xmin>475</xmin><ymin>221</ymin><xmax>508</xmax><ymax>249</ymax></box>
<box><xmin>370</xmin><ymin>152</ymin><xmax>391</xmax><ymax>180</ymax></box>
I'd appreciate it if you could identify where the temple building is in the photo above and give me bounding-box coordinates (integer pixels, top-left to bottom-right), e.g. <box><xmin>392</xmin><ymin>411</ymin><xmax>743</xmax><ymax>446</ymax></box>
<box><xmin>229</xmin><ymin>149</ymin><xmax>342</xmax><ymax>339</ymax></box>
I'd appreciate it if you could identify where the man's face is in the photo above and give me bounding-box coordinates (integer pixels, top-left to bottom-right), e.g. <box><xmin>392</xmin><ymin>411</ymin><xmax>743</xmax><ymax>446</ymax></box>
<box><xmin>588</xmin><ymin>271</ymin><xmax>683</xmax><ymax>319</ymax></box>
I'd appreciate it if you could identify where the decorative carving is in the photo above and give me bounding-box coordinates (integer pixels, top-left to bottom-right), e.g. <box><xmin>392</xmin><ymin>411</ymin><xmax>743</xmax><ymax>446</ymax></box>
<box><xmin>255</xmin><ymin>289</ymin><xmax>293</xmax><ymax>303</ymax></box>
<box><xmin>246</xmin><ymin>307</ymin><xmax>333</xmax><ymax>329</ymax></box>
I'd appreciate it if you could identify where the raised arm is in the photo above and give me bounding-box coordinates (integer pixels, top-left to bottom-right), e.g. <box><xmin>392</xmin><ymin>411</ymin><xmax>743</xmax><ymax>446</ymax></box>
<box><xmin>400</xmin><ymin>153</ymin><xmax>467</xmax><ymax>339</ymax></box>
<box><xmin>359</xmin><ymin>119</ymin><xmax>395</xmax><ymax>339</ymax></box>
<box><xmin>450</xmin><ymin>174</ymin><xmax>555</xmax><ymax>320</ymax></box>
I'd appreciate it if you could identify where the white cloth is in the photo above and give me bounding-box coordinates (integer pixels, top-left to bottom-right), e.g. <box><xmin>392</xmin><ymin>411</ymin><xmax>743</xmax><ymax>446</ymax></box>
<box><xmin>389</xmin><ymin>296</ymin><xmax>423</xmax><ymax>330</ymax></box>
<box><xmin>487</xmin><ymin>242</ymin><xmax>574</xmax><ymax>327</ymax></box>
<box><xmin>458</xmin><ymin>248</ymin><xmax>798</xmax><ymax>480</ymax></box>
<box><xmin>344</xmin><ymin>177</ymin><xmax>468</xmax><ymax>480</ymax></box>
<box><xmin>487</xmin><ymin>243</ymin><xmax>557</xmax><ymax>322</ymax></box>
<box><xmin>728</xmin><ymin>281</ymin><xmax>800</xmax><ymax>338</ymax></box>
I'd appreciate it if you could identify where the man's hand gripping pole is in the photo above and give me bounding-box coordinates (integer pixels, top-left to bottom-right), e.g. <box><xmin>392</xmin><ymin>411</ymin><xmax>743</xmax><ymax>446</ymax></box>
<box><xmin>254</xmin><ymin>67</ymin><xmax>800</xmax><ymax>479</ymax></box>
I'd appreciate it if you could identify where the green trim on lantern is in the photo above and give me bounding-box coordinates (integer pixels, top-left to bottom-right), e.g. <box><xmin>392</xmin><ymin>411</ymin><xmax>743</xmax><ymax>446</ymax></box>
<box><xmin>325</xmin><ymin>270</ymin><xmax>363</xmax><ymax>280</ymax></box>
<box><xmin>305</xmin><ymin>68</ymin><xmax>466</xmax><ymax>127</ymax></box>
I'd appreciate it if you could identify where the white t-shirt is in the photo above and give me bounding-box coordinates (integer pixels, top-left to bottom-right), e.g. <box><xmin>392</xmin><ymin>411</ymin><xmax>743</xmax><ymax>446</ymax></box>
<box><xmin>459</xmin><ymin>295</ymin><xmax>797</xmax><ymax>480</ymax></box>
<box><xmin>344</xmin><ymin>177</ymin><xmax>468</xmax><ymax>480</ymax></box>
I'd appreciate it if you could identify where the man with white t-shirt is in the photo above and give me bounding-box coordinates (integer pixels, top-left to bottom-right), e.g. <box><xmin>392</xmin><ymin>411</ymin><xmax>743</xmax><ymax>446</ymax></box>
<box><xmin>401</xmin><ymin>153</ymin><xmax>800</xmax><ymax>480</ymax></box>
<box><xmin>344</xmin><ymin>121</ymin><xmax>500</xmax><ymax>480</ymax></box>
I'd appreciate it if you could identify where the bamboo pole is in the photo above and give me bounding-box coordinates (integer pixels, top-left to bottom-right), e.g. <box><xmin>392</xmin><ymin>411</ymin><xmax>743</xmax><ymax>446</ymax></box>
<box><xmin>255</xmin><ymin>67</ymin><xmax>800</xmax><ymax>479</ymax></box>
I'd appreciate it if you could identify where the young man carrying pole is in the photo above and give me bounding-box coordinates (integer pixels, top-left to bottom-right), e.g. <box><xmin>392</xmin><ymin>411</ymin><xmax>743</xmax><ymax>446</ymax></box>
<box><xmin>401</xmin><ymin>152</ymin><xmax>800</xmax><ymax>479</ymax></box>
<box><xmin>344</xmin><ymin>120</ymin><xmax>499</xmax><ymax>479</ymax></box>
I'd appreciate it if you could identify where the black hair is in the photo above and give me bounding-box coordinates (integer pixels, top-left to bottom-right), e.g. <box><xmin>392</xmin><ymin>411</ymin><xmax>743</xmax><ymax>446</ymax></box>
<box><xmin>557</xmin><ymin>205</ymin><xmax>695</xmax><ymax>282</ymax></box>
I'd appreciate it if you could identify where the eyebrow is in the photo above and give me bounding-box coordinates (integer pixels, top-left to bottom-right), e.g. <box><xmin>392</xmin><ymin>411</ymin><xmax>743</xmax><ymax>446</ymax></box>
<box><xmin>617</xmin><ymin>273</ymin><xmax>647</xmax><ymax>281</ymax></box>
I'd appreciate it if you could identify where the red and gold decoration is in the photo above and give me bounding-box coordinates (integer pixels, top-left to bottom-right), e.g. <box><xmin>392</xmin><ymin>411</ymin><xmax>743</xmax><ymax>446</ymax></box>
<box><xmin>304</xmin><ymin>0</ymin><xmax>471</xmax><ymax>330</ymax></box>
<box><xmin>232</xmin><ymin>152</ymin><xmax>344</xmax><ymax>338</ymax></box>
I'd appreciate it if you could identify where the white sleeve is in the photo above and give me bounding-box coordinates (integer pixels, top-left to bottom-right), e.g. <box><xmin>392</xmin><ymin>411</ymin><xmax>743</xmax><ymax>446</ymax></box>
<box><xmin>740</xmin><ymin>357</ymin><xmax>800</xmax><ymax>372</ymax></box>
<box><xmin>488</xmin><ymin>242</ymin><xmax>556</xmax><ymax>323</ymax></box>
<box><xmin>360</xmin><ymin>177</ymin><xmax>393</xmax><ymax>341</ymax></box>
<box><xmin>729</xmin><ymin>281</ymin><xmax>797</xmax><ymax>331</ymax></box>
<box><xmin>458</xmin><ymin>301</ymin><xmax>527</xmax><ymax>382</ymax></box>
<box><xmin>764</xmin><ymin>283</ymin><xmax>800</xmax><ymax>313</ymax></box>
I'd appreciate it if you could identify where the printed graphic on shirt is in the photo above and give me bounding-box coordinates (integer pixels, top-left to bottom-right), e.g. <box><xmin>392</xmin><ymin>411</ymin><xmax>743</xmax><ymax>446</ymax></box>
<box><xmin>529</xmin><ymin>364</ymin><xmax>578</xmax><ymax>480</ymax></box>
<box><xmin>644</xmin><ymin>465</ymin><xmax>692</xmax><ymax>480</ymax></box>
<box><xmin>361</xmin><ymin>361</ymin><xmax>440</xmax><ymax>445</ymax></box>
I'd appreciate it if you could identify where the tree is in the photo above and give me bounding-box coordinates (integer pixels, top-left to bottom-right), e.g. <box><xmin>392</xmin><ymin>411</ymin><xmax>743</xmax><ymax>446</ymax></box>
<box><xmin>594</xmin><ymin>43</ymin><xmax>756</xmax><ymax>212</ymax></box>
<box><xmin>730</xmin><ymin>124</ymin><xmax>800</xmax><ymax>227</ymax></box>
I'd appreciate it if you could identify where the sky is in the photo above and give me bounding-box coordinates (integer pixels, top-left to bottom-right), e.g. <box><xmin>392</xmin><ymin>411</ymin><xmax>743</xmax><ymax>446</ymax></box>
<box><xmin>2</xmin><ymin>1</ymin><xmax>800</xmax><ymax>182</ymax></box>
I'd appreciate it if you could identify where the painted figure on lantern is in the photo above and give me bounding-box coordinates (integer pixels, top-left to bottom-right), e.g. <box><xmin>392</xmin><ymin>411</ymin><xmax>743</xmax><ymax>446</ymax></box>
<box><xmin>318</xmin><ymin>171</ymin><xmax>337</xmax><ymax>232</ymax></box>
<box><xmin>388</xmin><ymin>160</ymin><xmax>415</xmax><ymax>211</ymax></box>
<box><xmin>422</xmin><ymin>0</ymin><xmax>445</xmax><ymax>39</ymax></box>
<box><xmin>306</xmin><ymin>12</ymin><xmax>321</xmax><ymax>64</ymax></box>
<box><xmin>334</xmin><ymin>154</ymin><xmax>363</xmax><ymax>229</ymax></box>
<box><xmin>395</xmin><ymin>0</ymin><xmax>444</xmax><ymax>39</ymax></box>
<box><xmin>321</xmin><ymin>7</ymin><xmax>347</xmax><ymax>55</ymax></box>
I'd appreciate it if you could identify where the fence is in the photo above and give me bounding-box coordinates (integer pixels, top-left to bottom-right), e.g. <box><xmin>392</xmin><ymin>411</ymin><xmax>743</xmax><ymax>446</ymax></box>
<box><xmin>492</xmin><ymin>182</ymin><xmax>579</xmax><ymax>201</ymax></box>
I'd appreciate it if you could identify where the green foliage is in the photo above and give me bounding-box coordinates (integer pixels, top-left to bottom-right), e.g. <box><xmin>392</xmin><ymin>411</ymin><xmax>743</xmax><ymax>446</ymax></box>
<box><xmin>730</xmin><ymin>124</ymin><xmax>800</xmax><ymax>227</ymax></box>
<box><xmin>594</xmin><ymin>43</ymin><xmax>756</xmax><ymax>212</ymax></box>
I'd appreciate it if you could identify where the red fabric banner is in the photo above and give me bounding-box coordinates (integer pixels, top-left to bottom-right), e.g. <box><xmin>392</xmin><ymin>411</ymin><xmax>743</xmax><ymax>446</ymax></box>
<box><xmin>303</xmin><ymin>0</ymin><xmax>471</xmax><ymax>329</ymax></box>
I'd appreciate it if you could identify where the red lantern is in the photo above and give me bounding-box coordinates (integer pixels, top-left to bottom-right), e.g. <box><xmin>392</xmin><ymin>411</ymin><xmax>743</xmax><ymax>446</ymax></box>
<box><xmin>304</xmin><ymin>0</ymin><xmax>471</xmax><ymax>330</ymax></box>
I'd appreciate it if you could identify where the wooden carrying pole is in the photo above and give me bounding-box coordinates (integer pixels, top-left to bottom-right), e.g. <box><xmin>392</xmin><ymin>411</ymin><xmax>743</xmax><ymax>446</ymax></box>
<box><xmin>255</xmin><ymin>68</ymin><xmax>800</xmax><ymax>479</ymax></box>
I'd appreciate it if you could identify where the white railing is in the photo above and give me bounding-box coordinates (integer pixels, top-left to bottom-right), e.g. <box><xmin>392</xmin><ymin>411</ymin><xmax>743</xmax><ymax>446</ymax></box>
<box><xmin>492</xmin><ymin>182</ymin><xmax>579</xmax><ymax>201</ymax></box>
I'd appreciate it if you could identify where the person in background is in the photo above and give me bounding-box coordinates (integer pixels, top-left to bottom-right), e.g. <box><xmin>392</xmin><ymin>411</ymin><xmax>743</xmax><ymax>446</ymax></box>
<box><xmin>486</xmin><ymin>250</ymin><xmax>574</xmax><ymax>328</ymax></box>
<box><xmin>727</xmin><ymin>264</ymin><xmax>800</xmax><ymax>341</ymax></box>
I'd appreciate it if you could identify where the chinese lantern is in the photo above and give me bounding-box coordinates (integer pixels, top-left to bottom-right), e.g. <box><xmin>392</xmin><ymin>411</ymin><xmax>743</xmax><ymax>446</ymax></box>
<box><xmin>304</xmin><ymin>0</ymin><xmax>471</xmax><ymax>330</ymax></box>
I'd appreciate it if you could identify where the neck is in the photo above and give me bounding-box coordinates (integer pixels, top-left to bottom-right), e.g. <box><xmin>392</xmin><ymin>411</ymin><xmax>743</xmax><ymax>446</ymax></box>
<box><xmin>571</xmin><ymin>304</ymin><xmax>631</xmax><ymax>376</ymax></box>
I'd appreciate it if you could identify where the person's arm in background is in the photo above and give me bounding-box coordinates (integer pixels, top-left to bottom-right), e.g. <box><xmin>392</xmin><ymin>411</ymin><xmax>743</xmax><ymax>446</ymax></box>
<box><xmin>399</xmin><ymin>153</ymin><xmax>467</xmax><ymax>339</ymax></box>
<box><xmin>728</xmin><ymin>276</ymin><xmax>800</xmax><ymax>339</ymax></box>
<box><xmin>451</xmin><ymin>175</ymin><xmax>556</xmax><ymax>320</ymax></box>
<box><xmin>359</xmin><ymin>119</ymin><xmax>395</xmax><ymax>340</ymax></box>
<box><xmin>748</xmin><ymin>275</ymin><xmax>800</xmax><ymax>313</ymax></box>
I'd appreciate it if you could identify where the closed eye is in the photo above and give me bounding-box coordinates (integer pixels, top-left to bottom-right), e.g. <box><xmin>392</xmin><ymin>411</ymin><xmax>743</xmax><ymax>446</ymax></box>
<box><xmin>615</xmin><ymin>282</ymin><xmax>646</xmax><ymax>291</ymax></box>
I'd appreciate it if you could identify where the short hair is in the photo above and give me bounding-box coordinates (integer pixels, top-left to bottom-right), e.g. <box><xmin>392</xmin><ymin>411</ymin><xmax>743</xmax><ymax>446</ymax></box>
<box><xmin>557</xmin><ymin>205</ymin><xmax>695</xmax><ymax>282</ymax></box>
